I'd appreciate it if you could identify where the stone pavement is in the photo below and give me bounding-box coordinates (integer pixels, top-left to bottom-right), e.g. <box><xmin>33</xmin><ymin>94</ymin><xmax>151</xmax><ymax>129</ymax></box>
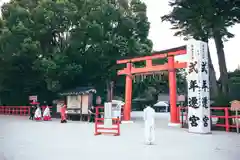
<box><xmin>0</xmin><ymin>115</ymin><xmax>239</xmax><ymax>160</ymax></box>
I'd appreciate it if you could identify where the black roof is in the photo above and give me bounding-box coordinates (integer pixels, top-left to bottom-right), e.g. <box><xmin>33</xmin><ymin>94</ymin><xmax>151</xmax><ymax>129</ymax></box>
<box><xmin>59</xmin><ymin>87</ymin><xmax>96</xmax><ymax>96</ymax></box>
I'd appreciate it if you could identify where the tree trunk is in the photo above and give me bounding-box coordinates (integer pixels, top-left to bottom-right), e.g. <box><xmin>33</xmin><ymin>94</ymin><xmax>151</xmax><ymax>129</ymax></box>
<box><xmin>106</xmin><ymin>80</ymin><xmax>114</xmax><ymax>102</ymax></box>
<box><xmin>106</xmin><ymin>80</ymin><xmax>111</xmax><ymax>102</ymax></box>
<box><xmin>213</xmin><ymin>31</ymin><xmax>229</xmax><ymax>96</ymax></box>
<box><xmin>207</xmin><ymin>46</ymin><xmax>218</xmax><ymax>98</ymax></box>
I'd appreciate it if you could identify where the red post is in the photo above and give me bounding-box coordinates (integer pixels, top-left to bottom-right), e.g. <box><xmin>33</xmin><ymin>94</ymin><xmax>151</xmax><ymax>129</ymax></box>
<box><xmin>94</xmin><ymin>107</ymin><xmax>99</xmax><ymax>135</ymax></box>
<box><xmin>20</xmin><ymin>107</ymin><xmax>22</xmax><ymax>116</ymax></box>
<box><xmin>168</xmin><ymin>56</ymin><xmax>179</xmax><ymax>124</ymax></box>
<box><xmin>12</xmin><ymin>107</ymin><xmax>15</xmax><ymax>115</ymax></box>
<box><xmin>124</xmin><ymin>63</ymin><xmax>132</xmax><ymax>121</ymax></box>
<box><xmin>116</xmin><ymin>117</ymin><xmax>120</xmax><ymax>136</ymax></box>
<box><xmin>23</xmin><ymin>107</ymin><xmax>26</xmax><ymax>116</ymax></box>
<box><xmin>225</xmin><ymin>107</ymin><xmax>230</xmax><ymax>132</ymax></box>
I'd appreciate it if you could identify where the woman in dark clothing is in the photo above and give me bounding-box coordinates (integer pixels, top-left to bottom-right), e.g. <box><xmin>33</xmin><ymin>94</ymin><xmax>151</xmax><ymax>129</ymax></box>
<box><xmin>88</xmin><ymin>106</ymin><xmax>96</xmax><ymax>123</ymax></box>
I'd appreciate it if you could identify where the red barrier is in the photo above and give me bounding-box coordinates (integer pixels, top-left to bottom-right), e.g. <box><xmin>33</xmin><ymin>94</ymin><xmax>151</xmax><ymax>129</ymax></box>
<box><xmin>0</xmin><ymin>106</ymin><xmax>52</xmax><ymax>116</ymax></box>
<box><xmin>94</xmin><ymin>106</ymin><xmax>120</xmax><ymax>136</ymax></box>
<box><xmin>178</xmin><ymin>106</ymin><xmax>240</xmax><ymax>132</ymax></box>
<box><xmin>0</xmin><ymin>106</ymin><xmax>3</xmax><ymax>114</ymax></box>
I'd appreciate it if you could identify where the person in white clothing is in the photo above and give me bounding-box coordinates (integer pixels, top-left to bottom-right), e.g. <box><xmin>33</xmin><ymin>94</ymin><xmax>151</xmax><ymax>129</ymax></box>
<box><xmin>34</xmin><ymin>106</ymin><xmax>42</xmax><ymax>121</ymax></box>
<box><xmin>43</xmin><ymin>106</ymin><xmax>51</xmax><ymax>121</ymax></box>
<box><xmin>143</xmin><ymin>105</ymin><xmax>155</xmax><ymax>145</ymax></box>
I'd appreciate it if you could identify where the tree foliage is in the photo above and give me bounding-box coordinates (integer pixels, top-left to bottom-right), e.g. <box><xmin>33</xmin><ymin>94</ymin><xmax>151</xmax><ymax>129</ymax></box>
<box><xmin>228</xmin><ymin>68</ymin><xmax>240</xmax><ymax>100</ymax></box>
<box><xmin>0</xmin><ymin>0</ymin><xmax>154</xmax><ymax>104</ymax></box>
<box><xmin>0</xmin><ymin>0</ymin><xmax>189</xmax><ymax>105</ymax></box>
<box><xmin>161</xmin><ymin>0</ymin><xmax>240</xmax><ymax>96</ymax></box>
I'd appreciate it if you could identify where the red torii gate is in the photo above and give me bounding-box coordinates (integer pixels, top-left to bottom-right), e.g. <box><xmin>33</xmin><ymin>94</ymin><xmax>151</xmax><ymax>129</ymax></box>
<box><xmin>117</xmin><ymin>46</ymin><xmax>187</xmax><ymax>125</ymax></box>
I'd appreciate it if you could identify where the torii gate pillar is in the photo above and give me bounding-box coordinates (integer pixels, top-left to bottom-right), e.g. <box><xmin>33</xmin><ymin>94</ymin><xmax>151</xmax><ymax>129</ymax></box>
<box><xmin>124</xmin><ymin>63</ymin><xmax>133</xmax><ymax>121</ymax></box>
<box><xmin>168</xmin><ymin>56</ymin><xmax>179</xmax><ymax>125</ymax></box>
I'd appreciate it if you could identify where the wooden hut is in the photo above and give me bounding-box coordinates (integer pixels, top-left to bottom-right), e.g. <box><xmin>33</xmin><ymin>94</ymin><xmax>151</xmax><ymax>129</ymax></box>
<box><xmin>59</xmin><ymin>87</ymin><xmax>96</xmax><ymax>121</ymax></box>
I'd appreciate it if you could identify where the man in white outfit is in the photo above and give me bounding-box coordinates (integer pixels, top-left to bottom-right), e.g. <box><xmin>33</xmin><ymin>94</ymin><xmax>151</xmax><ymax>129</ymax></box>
<box><xmin>143</xmin><ymin>105</ymin><xmax>155</xmax><ymax>145</ymax></box>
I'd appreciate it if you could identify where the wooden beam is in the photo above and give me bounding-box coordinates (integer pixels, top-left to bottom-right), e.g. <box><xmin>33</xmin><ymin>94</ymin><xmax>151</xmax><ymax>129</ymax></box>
<box><xmin>117</xmin><ymin>49</ymin><xmax>186</xmax><ymax>64</ymax></box>
<box><xmin>117</xmin><ymin>62</ymin><xmax>187</xmax><ymax>75</ymax></box>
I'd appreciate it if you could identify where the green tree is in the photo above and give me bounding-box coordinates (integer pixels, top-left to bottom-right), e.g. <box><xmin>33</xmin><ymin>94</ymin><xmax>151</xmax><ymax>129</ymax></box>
<box><xmin>0</xmin><ymin>0</ymin><xmax>82</xmax><ymax>104</ymax></box>
<box><xmin>66</xmin><ymin>0</ymin><xmax>153</xmax><ymax>99</ymax></box>
<box><xmin>0</xmin><ymin>0</ymin><xmax>153</xmax><ymax>104</ymax></box>
<box><xmin>161</xmin><ymin>0</ymin><xmax>240</xmax><ymax>96</ymax></box>
<box><xmin>228</xmin><ymin>67</ymin><xmax>240</xmax><ymax>100</ymax></box>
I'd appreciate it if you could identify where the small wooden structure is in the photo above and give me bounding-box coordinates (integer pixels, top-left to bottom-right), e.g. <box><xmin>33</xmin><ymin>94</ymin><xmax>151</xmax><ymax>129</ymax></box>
<box><xmin>230</xmin><ymin>100</ymin><xmax>240</xmax><ymax>133</ymax></box>
<box><xmin>59</xmin><ymin>87</ymin><xmax>96</xmax><ymax>121</ymax></box>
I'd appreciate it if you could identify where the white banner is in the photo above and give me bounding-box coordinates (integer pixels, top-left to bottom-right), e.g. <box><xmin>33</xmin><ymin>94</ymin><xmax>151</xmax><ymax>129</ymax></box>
<box><xmin>187</xmin><ymin>40</ymin><xmax>211</xmax><ymax>134</ymax></box>
<box><xmin>104</xmin><ymin>102</ymin><xmax>112</xmax><ymax>127</ymax></box>
<box><xmin>29</xmin><ymin>95</ymin><xmax>37</xmax><ymax>101</ymax></box>
<box><xmin>112</xmin><ymin>103</ymin><xmax>122</xmax><ymax>118</ymax></box>
<box><xmin>104</xmin><ymin>102</ymin><xmax>112</xmax><ymax>119</ymax></box>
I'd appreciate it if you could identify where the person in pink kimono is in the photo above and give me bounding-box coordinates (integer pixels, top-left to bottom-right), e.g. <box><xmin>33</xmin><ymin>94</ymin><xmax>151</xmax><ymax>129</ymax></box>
<box><xmin>60</xmin><ymin>104</ymin><xmax>67</xmax><ymax>123</ymax></box>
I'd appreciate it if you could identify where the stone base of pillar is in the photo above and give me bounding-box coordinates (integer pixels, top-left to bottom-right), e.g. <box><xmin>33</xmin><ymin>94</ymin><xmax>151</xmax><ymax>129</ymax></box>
<box><xmin>188</xmin><ymin>131</ymin><xmax>212</xmax><ymax>134</ymax></box>
<box><xmin>121</xmin><ymin>120</ymin><xmax>134</xmax><ymax>124</ymax></box>
<box><xmin>168</xmin><ymin>122</ymin><xmax>181</xmax><ymax>127</ymax></box>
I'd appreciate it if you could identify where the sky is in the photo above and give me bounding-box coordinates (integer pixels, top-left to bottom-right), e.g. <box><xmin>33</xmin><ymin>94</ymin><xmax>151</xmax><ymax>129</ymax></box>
<box><xmin>1</xmin><ymin>0</ymin><xmax>240</xmax><ymax>78</ymax></box>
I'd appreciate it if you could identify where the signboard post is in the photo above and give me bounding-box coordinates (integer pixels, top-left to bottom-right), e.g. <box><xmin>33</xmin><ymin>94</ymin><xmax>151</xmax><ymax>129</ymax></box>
<box><xmin>112</xmin><ymin>103</ymin><xmax>122</xmax><ymax>119</ymax></box>
<box><xmin>178</xmin><ymin>95</ymin><xmax>186</xmax><ymax>128</ymax></box>
<box><xmin>104</xmin><ymin>102</ymin><xmax>112</xmax><ymax>128</ymax></box>
<box><xmin>187</xmin><ymin>40</ymin><xmax>211</xmax><ymax>134</ymax></box>
<box><xmin>96</xmin><ymin>96</ymin><xmax>102</xmax><ymax>105</ymax></box>
<box><xmin>230</xmin><ymin>100</ymin><xmax>240</xmax><ymax>134</ymax></box>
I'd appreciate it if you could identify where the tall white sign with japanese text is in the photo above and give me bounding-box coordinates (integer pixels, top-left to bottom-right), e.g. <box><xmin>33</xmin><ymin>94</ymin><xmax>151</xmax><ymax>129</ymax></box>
<box><xmin>187</xmin><ymin>40</ymin><xmax>211</xmax><ymax>134</ymax></box>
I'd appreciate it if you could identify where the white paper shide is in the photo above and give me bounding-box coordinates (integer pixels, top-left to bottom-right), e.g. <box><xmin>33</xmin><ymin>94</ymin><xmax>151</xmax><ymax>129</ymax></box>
<box><xmin>187</xmin><ymin>40</ymin><xmax>211</xmax><ymax>134</ymax></box>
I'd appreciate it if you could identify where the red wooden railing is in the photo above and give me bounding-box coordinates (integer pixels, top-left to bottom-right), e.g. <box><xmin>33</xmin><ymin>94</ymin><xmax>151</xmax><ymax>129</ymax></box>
<box><xmin>1</xmin><ymin>105</ymin><xmax>239</xmax><ymax>132</ymax></box>
<box><xmin>178</xmin><ymin>106</ymin><xmax>240</xmax><ymax>132</ymax></box>
<box><xmin>0</xmin><ymin>106</ymin><xmax>52</xmax><ymax>116</ymax></box>
<box><xmin>94</xmin><ymin>106</ymin><xmax>120</xmax><ymax>136</ymax></box>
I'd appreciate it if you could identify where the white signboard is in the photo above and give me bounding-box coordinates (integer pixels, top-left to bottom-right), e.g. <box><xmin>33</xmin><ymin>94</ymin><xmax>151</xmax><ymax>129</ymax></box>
<box><xmin>56</xmin><ymin>103</ymin><xmax>62</xmax><ymax>113</ymax></box>
<box><xmin>67</xmin><ymin>96</ymin><xmax>79</xmax><ymax>108</ymax></box>
<box><xmin>81</xmin><ymin>95</ymin><xmax>89</xmax><ymax>114</ymax></box>
<box><xmin>29</xmin><ymin>95</ymin><xmax>37</xmax><ymax>101</ymax></box>
<box><xmin>104</xmin><ymin>102</ymin><xmax>112</xmax><ymax>127</ymax></box>
<box><xmin>187</xmin><ymin>40</ymin><xmax>211</xmax><ymax>134</ymax></box>
<box><xmin>111</xmin><ymin>100</ymin><xmax>123</xmax><ymax>118</ymax></box>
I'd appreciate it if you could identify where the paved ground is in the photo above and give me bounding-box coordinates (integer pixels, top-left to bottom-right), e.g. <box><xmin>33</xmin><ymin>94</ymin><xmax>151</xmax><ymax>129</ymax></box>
<box><xmin>0</xmin><ymin>114</ymin><xmax>240</xmax><ymax>160</ymax></box>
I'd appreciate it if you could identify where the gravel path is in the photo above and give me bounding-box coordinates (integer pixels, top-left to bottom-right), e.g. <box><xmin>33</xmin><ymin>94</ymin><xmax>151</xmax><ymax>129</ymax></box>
<box><xmin>0</xmin><ymin>115</ymin><xmax>239</xmax><ymax>160</ymax></box>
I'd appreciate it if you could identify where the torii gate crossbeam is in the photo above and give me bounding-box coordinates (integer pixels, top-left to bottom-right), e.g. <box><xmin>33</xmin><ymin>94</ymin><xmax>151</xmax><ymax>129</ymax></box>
<box><xmin>117</xmin><ymin>46</ymin><xmax>187</xmax><ymax>125</ymax></box>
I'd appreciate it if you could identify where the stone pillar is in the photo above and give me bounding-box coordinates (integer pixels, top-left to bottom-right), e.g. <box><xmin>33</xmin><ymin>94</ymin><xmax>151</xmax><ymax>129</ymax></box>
<box><xmin>187</xmin><ymin>40</ymin><xmax>211</xmax><ymax>134</ymax></box>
